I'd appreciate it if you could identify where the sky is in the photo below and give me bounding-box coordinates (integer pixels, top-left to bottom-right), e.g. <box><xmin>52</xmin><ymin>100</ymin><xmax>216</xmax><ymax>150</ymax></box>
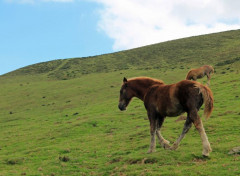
<box><xmin>1</xmin><ymin>0</ymin><xmax>240</xmax><ymax>75</ymax></box>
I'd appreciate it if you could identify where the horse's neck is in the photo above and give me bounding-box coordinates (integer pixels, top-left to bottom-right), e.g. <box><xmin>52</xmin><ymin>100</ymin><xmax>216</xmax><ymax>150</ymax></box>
<box><xmin>130</xmin><ymin>79</ymin><xmax>158</xmax><ymax>101</ymax></box>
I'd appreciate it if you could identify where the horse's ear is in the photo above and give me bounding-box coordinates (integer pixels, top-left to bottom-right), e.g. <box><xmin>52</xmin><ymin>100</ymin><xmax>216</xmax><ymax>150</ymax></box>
<box><xmin>123</xmin><ymin>77</ymin><xmax>128</xmax><ymax>83</ymax></box>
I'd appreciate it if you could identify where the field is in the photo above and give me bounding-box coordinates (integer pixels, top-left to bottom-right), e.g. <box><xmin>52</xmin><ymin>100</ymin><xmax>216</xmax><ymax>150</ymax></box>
<box><xmin>0</xmin><ymin>30</ymin><xmax>240</xmax><ymax>175</ymax></box>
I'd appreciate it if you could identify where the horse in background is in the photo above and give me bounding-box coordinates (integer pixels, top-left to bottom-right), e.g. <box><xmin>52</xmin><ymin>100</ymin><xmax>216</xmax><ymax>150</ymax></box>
<box><xmin>186</xmin><ymin>65</ymin><xmax>214</xmax><ymax>86</ymax></box>
<box><xmin>118</xmin><ymin>77</ymin><xmax>214</xmax><ymax>156</ymax></box>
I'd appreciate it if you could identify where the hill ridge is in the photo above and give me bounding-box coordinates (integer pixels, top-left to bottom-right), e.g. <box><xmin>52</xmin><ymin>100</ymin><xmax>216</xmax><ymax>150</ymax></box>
<box><xmin>2</xmin><ymin>29</ymin><xmax>240</xmax><ymax>80</ymax></box>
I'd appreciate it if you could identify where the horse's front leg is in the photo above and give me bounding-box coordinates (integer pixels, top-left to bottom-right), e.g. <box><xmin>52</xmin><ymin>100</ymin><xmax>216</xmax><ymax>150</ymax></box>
<box><xmin>156</xmin><ymin>117</ymin><xmax>171</xmax><ymax>149</ymax></box>
<box><xmin>147</xmin><ymin>112</ymin><xmax>157</xmax><ymax>153</ymax></box>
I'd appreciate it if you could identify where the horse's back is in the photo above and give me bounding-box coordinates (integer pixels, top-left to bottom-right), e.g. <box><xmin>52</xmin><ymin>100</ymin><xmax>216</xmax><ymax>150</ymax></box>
<box><xmin>175</xmin><ymin>80</ymin><xmax>204</xmax><ymax>110</ymax></box>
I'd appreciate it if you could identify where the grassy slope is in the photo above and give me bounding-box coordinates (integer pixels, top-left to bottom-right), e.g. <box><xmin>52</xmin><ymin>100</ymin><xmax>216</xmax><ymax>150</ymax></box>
<box><xmin>0</xmin><ymin>30</ymin><xmax>240</xmax><ymax>175</ymax></box>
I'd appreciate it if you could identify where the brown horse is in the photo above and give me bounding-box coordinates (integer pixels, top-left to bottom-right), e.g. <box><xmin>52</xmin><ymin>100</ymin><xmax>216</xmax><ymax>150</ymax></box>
<box><xmin>118</xmin><ymin>77</ymin><xmax>214</xmax><ymax>156</ymax></box>
<box><xmin>186</xmin><ymin>65</ymin><xmax>214</xmax><ymax>86</ymax></box>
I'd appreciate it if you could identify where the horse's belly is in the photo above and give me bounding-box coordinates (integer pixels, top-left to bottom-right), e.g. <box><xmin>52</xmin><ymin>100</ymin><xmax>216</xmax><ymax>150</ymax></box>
<box><xmin>167</xmin><ymin>110</ymin><xmax>184</xmax><ymax>117</ymax></box>
<box><xmin>166</xmin><ymin>104</ymin><xmax>184</xmax><ymax>117</ymax></box>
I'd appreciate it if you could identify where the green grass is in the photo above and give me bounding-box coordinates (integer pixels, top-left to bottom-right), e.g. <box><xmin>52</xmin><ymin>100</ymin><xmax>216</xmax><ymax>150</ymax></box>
<box><xmin>0</xmin><ymin>30</ymin><xmax>240</xmax><ymax>175</ymax></box>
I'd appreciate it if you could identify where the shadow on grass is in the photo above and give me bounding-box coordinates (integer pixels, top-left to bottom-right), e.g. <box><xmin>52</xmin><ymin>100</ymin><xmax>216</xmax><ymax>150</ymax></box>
<box><xmin>191</xmin><ymin>154</ymin><xmax>211</xmax><ymax>161</ymax></box>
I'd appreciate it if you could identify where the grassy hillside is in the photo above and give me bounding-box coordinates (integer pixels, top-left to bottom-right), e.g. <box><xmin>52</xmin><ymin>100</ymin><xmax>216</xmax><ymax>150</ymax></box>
<box><xmin>4</xmin><ymin>30</ymin><xmax>240</xmax><ymax>79</ymax></box>
<box><xmin>0</xmin><ymin>30</ymin><xmax>240</xmax><ymax>176</ymax></box>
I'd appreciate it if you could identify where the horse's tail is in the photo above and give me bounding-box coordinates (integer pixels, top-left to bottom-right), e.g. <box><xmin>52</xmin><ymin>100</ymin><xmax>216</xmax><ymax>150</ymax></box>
<box><xmin>195</xmin><ymin>83</ymin><xmax>214</xmax><ymax>120</ymax></box>
<box><xmin>186</xmin><ymin>70</ymin><xmax>192</xmax><ymax>80</ymax></box>
<box><xmin>210</xmin><ymin>66</ymin><xmax>215</xmax><ymax>75</ymax></box>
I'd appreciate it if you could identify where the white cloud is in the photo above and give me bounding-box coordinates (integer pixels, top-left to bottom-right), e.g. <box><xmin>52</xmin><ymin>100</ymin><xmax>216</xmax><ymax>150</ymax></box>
<box><xmin>93</xmin><ymin>0</ymin><xmax>240</xmax><ymax>50</ymax></box>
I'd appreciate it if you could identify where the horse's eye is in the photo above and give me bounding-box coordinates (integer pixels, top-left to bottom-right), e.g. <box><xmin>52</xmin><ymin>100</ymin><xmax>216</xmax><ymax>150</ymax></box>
<box><xmin>120</xmin><ymin>89</ymin><xmax>123</xmax><ymax>94</ymax></box>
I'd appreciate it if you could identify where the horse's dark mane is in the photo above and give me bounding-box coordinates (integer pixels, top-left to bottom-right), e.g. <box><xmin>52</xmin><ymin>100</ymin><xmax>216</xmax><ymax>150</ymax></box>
<box><xmin>128</xmin><ymin>77</ymin><xmax>164</xmax><ymax>85</ymax></box>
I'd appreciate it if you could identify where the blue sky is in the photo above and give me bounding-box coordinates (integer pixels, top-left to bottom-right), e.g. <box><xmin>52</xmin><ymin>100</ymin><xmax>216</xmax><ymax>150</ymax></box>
<box><xmin>0</xmin><ymin>0</ymin><xmax>114</xmax><ymax>75</ymax></box>
<box><xmin>1</xmin><ymin>0</ymin><xmax>240</xmax><ymax>75</ymax></box>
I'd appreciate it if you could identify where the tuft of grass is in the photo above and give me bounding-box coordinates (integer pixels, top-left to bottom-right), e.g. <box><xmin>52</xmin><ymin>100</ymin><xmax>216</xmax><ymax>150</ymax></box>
<box><xmin>59</xmin><ymin>156</ymin><xmax>70</xmax><ymax>162</ymax></box>
<box><xmin>5</xmin><ymin>158</ymin><xmax>25</xmax><ymax>165</ymax></box>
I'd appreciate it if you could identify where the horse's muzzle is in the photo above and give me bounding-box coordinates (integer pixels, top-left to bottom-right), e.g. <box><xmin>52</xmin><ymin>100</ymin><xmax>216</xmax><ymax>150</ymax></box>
<box><xmin>118</xmin><ymin>103</ymin><xmax>126</xmax><ymax>111</ymax></box>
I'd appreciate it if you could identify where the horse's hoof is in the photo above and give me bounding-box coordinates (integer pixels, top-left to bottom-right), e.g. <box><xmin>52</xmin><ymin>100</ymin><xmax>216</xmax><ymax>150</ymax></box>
<box><xmin>170</xmin><ymin>143</ymin><xmax>178</xmax><ymax>150</ymax></box>
<box><xmin>202</xmin><ymin>152</ymin><xmax>210</xmax><ymax>157</ymax></box>
<box><xmin>163</xmin><ymin>143</ymin><xmax>171</xmax><ymax>150</ymax></box>
<box><xmin>209</xmin><ymin>146</ymin><xmax>212</xmax><ymax>152</ymax></box>
<box><xmin>147</xmin><ymin>149</ymin><xmax>155</xmax><ymax>154</ymax></box>
<box><xmin>165</xmin><ymin>140</ymin><xmax>170</xmax><ymax>144</ymax></box>
<box><xmin>147</xmin><ymin>150</ymin><xmax>152</xmax><ymax>154</ymax></box>
<box><xmin>202</xmin><ymin>146</ymin><xmax>212</xmax><ymax>156</ymax></box>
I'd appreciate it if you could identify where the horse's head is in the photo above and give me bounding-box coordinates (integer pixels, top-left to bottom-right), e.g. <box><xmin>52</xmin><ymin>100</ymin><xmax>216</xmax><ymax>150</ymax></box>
<box><xmin>118</xmin><ymin>77</ymin><xmax>134</xmax><ymax>111</ymax></box>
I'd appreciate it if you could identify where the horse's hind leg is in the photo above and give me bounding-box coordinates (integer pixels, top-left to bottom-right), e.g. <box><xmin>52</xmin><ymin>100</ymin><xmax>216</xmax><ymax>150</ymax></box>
<box><xmin>206</xmin><ymin>73</ymin><xmax>211</xmax><ymax>86</ymax></box>
<box><xmin>171</xmin><ymin>116</ymin><xmax>192</xmax><ymax>150</ymax></box>
<box><xmin>192</xmin><ymin>115</ymin><xmax>212</xmax><ymax>156</ymax></box>
<box><xmin>156</xmin><ymin>117</ymin><xmax>170</xmax><ymax>149</ymax></box>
